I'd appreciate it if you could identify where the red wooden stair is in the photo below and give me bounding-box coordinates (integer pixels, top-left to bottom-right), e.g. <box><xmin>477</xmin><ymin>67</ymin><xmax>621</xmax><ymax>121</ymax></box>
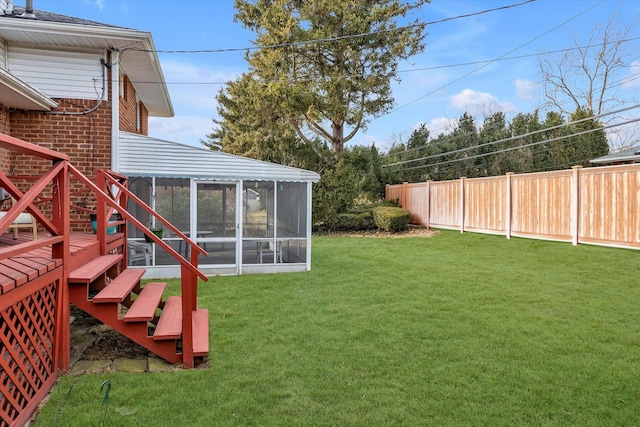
<box><xmin>68</xmin><ymin>254</ymin><xmax>209</xmax><ymax>366</ymax></box>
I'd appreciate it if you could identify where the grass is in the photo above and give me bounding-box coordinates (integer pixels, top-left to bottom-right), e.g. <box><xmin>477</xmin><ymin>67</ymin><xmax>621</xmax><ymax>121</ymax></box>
<box><xmin>34</xmin><ymin>231</ymin><xmax>640</xmax><ymax>426</ymax></box>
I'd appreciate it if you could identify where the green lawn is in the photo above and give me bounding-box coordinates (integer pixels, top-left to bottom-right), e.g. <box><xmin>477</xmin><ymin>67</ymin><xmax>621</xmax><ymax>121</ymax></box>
<box><xmin>34</xmin><ymin>231</ymin><xmax>640</xmax><ymax>426</ymax></box>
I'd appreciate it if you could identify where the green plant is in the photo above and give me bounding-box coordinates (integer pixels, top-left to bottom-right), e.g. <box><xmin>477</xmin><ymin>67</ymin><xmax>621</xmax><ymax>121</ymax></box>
<box><xmin>33</xmin><ymin>233</ymin><xmax>640</xmax><ymax>426</ymax></box>
<box><xmin>372</xmin><ymin>206</ymin><xmax>410</xmax><ymax>232</ymax></box>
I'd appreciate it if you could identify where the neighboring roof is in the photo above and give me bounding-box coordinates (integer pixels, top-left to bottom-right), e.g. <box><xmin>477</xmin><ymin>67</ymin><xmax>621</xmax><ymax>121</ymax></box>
<box><xmin>0</xmin><ymin>6</ymin><xmax>173</xmax><ymax>117</ymax></box>
<box><xmin>591</xmin><ymin>145</ymin><xmax>640</xmax><ymax>164</ymax></box>
<box><xmin>0</xmin><ymin>67</ymin><xmax>58</xmax><ymax>110</ymax></box>
<box><xmin>119</xmin><ymin>132</ymin><xmax>321</xmax><ymax>183</ymax></box>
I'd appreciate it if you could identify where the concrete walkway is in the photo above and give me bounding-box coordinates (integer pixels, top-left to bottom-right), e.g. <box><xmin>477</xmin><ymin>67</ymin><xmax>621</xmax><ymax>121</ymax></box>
<box><xmin>70</xmin><ymin>356</ymin><xmax>177</xmax><ymax>375</ymax></box>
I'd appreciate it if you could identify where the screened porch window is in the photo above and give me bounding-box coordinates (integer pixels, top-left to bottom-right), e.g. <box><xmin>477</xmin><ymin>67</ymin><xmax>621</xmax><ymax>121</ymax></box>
<box><xmin>242</xmin><ymin>180</ymin><xmax>307</xmax><ymax>265</ymax></box>
<box><xmin>127</xmin><ymin>177</ymin><xmax>309</xmax><ymax>269</ymax></box>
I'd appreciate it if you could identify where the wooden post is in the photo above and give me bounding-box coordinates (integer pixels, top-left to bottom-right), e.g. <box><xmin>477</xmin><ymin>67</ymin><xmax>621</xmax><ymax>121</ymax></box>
<box><xmin>401</xmin><ymin>182</ymin><xmax>408</xmax><ymax>209</ymax></box>
<box><xmin>460</xmin><ymin>177</ymin><xmax>466</xmax><ymax>233</ymax></box>
<box><xmin>96</xmin><ymin>171</ymin><xmax>108</xmax><ymax>255</ymax></box>
<box><xmin>425</xmin><ymin>180</ymin><xmax>432</xmax><ymax>229</ymax></box>
<box><xmin>571</xmin><ymin>166</ymin><xmax>582</xmax><ymax>246</ymax></box>
<box><xmin>53</xmin><ymin>161</ymin><xmax>71</xmax><ymax>372</ymax></box>
<box><xmin>506</xmin><ymin>173</ymin><xmax>513</xmax><ymax>240</ymax></box>
<box><xmin>181</xmin><ymin>264</ymin><xmax>194</xmax><ymax>368</ymax></box>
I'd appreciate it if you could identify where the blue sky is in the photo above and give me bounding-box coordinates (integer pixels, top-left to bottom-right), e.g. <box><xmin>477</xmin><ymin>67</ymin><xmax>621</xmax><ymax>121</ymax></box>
<box><xmin>36</xmin><ymin>0</ymin><xmax>640</xmax><ymax>150</ymax></box>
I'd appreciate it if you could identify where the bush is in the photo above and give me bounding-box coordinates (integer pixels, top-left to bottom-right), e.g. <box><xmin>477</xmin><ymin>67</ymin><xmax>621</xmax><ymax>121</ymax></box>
<box><xmin>328</xmin><ymin>211</ymin><xmax>376</xmax><ymax>232</ymax></box>
<box><xmin>373</xmin><ymin>206</ymin><xmax>411</xmax><ymax>232</ymax></box>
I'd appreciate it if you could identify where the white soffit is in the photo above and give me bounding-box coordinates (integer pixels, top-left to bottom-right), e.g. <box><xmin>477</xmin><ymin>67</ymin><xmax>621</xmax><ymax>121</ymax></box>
<box><xmin>0</xmin><ymin>67</ymin><xmax>57</xmax><ymax>110</ymax></box>
<box><xmin>0</xmin><ymin>10</ymin><xmax>173</xmax><ymax>117</ymax></box>
<box><xmin>119</xmin><ymin>132</ymin><xmax>321</xmax><ymax>183</ymax></box>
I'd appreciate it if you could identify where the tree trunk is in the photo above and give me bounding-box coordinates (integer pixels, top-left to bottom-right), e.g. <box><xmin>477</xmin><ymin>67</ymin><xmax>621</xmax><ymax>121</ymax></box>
<box><xmin>332</xmin><ymin>121</ymin><xmax>344</xmax><ymax>152</ymax></box>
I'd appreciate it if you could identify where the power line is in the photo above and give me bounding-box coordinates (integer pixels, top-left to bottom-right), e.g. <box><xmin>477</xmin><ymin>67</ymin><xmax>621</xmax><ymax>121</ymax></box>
<box><xmin>384</xmin><ymin>103</ymin><xmax>640</xmax><ymax>168</ymax></box>
<box><xmin>388</xmin><ymin>0</ymin><xmax>606</xmax><ymax>114</ymax></box>
<box><xmin>393</xmin><ymin>117</ymin><xmax>640</xmax><ymax>173</ymax></box>
<box><xmin>397</xmin><ymin>36</ymin><xmax>640</xmax><ymax>74</ymax></box>
<box><xmin>383</xmin><ymin>71</ymin><xmax>640</xmax><ymax>160</ymax></box>
<box><xmin>126</xmin><ymin>35</ymin><xmax>639</xmax><ymax>86</ymax></box>
<box><xmin>124</xmin><ymin>1</ymin><xmax>535</xmax><ymax>55</ymax></box>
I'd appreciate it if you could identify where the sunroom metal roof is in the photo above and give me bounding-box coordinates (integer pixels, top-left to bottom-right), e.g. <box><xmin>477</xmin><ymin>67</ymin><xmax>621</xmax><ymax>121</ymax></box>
<box><xmin>119</xmin><ymin>132</ymin><xmax>321</xmax><ymax>182</ymax></box>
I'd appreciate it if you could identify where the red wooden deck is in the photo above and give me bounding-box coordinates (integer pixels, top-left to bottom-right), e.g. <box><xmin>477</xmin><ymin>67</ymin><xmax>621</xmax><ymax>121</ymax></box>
<box><xmin>0</xmin><ymin>231</ymin><xmax>124</xmax><ymax>295</ymax></box>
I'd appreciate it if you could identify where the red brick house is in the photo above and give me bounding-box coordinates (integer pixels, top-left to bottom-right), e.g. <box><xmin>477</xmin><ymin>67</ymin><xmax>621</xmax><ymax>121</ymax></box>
<box><xmin>0</xmin><ymin>0</ymin><xmax>171</xmax><ymax>200</ymax></box>
<box><xmin>1</xmin><ymin>1</ymin><xmax>319</xmax><ymax>281</ymax></box>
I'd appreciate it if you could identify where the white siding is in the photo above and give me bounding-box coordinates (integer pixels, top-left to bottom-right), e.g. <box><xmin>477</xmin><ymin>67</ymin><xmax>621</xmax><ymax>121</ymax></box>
<box><xmin>7</xmin><ymin>46</ymin><xmax>106</xmax><ymax>100</ymax></box>
<box><xmin>0</xmin><ymin>0</ymin><xmax>10</xmax><ymax>14</ymax></box>
<box><xmin>0</xmin><ymin>38</ymin><xmax>6</xmax><ymax>68</ymax></box>
<box><xmin>119</xmin><ymin>132</ymin><xmax>320</xmax><ymax>183</ymax></box>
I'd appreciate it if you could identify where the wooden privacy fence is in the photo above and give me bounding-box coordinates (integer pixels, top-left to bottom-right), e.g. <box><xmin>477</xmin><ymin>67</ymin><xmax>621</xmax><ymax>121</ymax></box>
<box><xmin>386</xmin><ymin>164</ymin><xmax>640</xmax><ymax>250</ymax></box>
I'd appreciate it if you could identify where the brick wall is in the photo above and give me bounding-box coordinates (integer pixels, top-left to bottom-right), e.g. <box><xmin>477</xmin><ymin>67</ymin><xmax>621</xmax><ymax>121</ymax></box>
<box><xmin>2</xmin><ymin>68</ymin><xmax>149</xmax><ymax>232</ymax></box>
<box><xmin>8</xmin><ymin>99</ymin><xmax>113</xmax><ymax>230</ymax></box>
<box><xmin>0</xmin><ymin>105</ymin><xmax>10</xmax><ymax>173</ymax></box>
<box><xmin>119</xmin><ymin>75</ymin><xmax>148</xmax><ymax>135</ymax></box>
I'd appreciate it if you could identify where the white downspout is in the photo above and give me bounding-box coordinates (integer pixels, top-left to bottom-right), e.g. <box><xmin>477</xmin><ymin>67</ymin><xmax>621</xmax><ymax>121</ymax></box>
<box><xmin>306</xmin><ymin>181</ymin><xmax>312</xmax><ymax>271</ymax></box>
<box><xmin>111</xmin><ymin>49</ymin><xmax>120</xmax><ymax>172</ymax></box>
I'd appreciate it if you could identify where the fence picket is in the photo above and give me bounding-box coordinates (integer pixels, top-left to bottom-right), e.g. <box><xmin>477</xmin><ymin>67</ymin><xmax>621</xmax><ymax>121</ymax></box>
<box><xmin>386</xmin><ymin>164</ymin><xmax>640</xmax><ymax>250</ymax></box>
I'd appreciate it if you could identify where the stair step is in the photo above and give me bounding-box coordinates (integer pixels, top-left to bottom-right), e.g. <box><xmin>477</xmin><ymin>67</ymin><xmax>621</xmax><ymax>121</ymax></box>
<box><xmin>123</xmin><ymin>282</ymin><xmax>166</xmax><ymax>322</ymax></box>
<box><xmin>93</xmin><ymin>268</ymin><xmax>146</xmax><ymax>303</ymax></box>
<box><xmin>153</xmin><ymin>296</ymin><xmax>182</xmax><ymax>340</ymax></box>
<box><xmin>68</xmin><ymin>254</ymin><xmax>123</xmax><ymax>284</ymax></box>
<box><xmin>193</xmin><ymin>308</ymin><xmax>209</xmax><ymax>357</ymax></box>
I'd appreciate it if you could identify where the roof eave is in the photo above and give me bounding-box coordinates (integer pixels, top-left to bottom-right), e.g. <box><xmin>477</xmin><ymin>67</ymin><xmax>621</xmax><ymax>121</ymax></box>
<box><xmin>0</xmin><ymin>18</ymin><xmax>173</xmax><ymax>117</ymax></box>
<box><xmin>0</xmin><ymin>67</ymin><xmax>57</xmax><ymax>110</ymax></box>
<box><xmin>591</xmin><ymin>156</ymin><xmax>640</xmax><ymax>164</ymax></box>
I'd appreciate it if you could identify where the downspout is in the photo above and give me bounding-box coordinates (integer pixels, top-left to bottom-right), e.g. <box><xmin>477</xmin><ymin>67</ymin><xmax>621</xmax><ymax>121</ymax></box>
<box><xmin>111</xmin><ymin>49</ymin><xmax>120</xmax><ymax>172</ymax></box>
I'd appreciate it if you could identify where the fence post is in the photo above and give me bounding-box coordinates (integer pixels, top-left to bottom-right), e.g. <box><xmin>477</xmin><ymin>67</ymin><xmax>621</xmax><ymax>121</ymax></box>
<box><xmin>506</xmin><ymin>172</ymin><xmax>513</xmax><ymax>240</ymax></box>
<box><xmin>571</xmin><ymin>166</ymin><xmax>582</xmax><ymax>246</ymax></box>
<box><xmin>401</xmin><ymin>182</ymin><xmax>408</xmax><ymax>209</ymax></box>
<box><xmin>426</xmin><ymin>180</ymin><xmax>431</xmax><ymax>229</ymax></box>
<box><xmin>460</xmin><ymin>177</ymin><xmax>466</xmax><ymax>233</ymax></box>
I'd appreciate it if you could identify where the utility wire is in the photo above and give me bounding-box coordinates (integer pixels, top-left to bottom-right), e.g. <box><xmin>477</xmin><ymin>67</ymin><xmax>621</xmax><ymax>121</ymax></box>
<box><xmin>385</xmin><ymin>103</ymin><xmax>640</xmax><ymax>167</ymax></box>
<box><xmin>393</xmin><ymin>117</ymin><xmax>640</xmax><ymax>173</ymax></box>
<box><xmin>385</xmin><ymin>73</ymin><xmax>640</xmax><ymax>160</ymax></box>
<box><xmin>124</xmin><ymin>1</ymin><xmax>535</xmax><ymax>55</ymax></box>
<box><xmin>388</xmin><ymin>0</ymin><xmax>606</xmax><ymax>113</ymax></box>
<box><xmin>397</xmin><ymin>36</ymin><xmax>640</xmax><ymax>74</ymax></box>
<box><xmin>125</xmin><ymin>34</ymin><xmax>639</xmax><ymax>86</ymax></box>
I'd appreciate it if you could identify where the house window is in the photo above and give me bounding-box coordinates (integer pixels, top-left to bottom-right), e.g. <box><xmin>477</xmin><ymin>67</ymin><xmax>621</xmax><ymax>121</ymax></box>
<box><xmin>119</xmin><ymin>72</ymin><xmax>126</xmax><ymax>99</ymax></box>
<box><xmin>136</xmin><ymin>94</ymin><xmax>141</xmax><ymax>132</ymax></box>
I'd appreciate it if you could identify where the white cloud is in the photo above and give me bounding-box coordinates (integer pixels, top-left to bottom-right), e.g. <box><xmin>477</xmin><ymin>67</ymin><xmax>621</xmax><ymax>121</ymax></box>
<box><xmin>427</xmin><ymin>117</ymin><xmax>457</xmax><ymax>136</ymax></box>
<box><xmin>515</xmin><ymin>79</ymin><xmax>536</xmax><ymax>100</ymax></box>
<box><xmin>449</xmin><ymin>89</ymin><xmax>516</xmax><ymax>115</ymax></box>
<box><xmin>160</xmin><ymin>60</ymin><xmax>240</xmax><ymax>112</ymax></box>
<box><xmin>149</xmin><ymin>115</ymin><xmax>215</xmax><ymax>147</ymax></box>
<box><xmin>145</xmin><ymin>61</ymin><xmax>246</xmax><ymax>147</ymax></box>
<box><xmin>83</xmin><ymin>0</ymin><xmax>104</xmax><ymax>11</ymax></box>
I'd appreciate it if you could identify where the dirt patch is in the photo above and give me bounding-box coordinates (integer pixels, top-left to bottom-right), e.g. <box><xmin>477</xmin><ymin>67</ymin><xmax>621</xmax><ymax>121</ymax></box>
<box><xmin>82</xmin><ymin>324</ymin><xmax>150</xmax><ymax>360</ymax></box>
<box><xmin>317</xmin><ymin>224</ymin><xmax>440</xmax><ymax>238</ymax></box>
<box><xmin>71</xmin><ymin>307</ymin><xmax>150</xmax><ymax>363</ymax></box>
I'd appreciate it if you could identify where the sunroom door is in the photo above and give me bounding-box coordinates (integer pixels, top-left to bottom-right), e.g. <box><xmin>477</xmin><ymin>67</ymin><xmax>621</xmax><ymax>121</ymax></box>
<box><xmin>194</xmin><ymin>181</ymin><xmax>239</xmax><ymax>271</ymax></box>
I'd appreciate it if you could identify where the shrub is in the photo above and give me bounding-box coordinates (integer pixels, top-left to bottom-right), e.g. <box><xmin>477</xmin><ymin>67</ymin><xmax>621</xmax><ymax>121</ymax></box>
<box><xmin>328</xmin><ymin>211</ymin><xmax>376</xmax><ymax>232</ymax></box>
<box><xmin>373</xmin><ymin>206</ymin><xmax>411</xmax><ymax>232</ymax></box>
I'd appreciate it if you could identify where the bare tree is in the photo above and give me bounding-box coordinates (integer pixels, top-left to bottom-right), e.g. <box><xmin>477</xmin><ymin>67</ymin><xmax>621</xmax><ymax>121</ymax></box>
<box><xmin>538</xmin><ymin>16</ymin><xmax>639</xmax><ymax>150</ymax></box>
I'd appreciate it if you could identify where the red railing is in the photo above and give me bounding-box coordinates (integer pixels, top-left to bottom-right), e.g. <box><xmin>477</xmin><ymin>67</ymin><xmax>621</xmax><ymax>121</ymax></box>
<box><xmin>0</xmin><ymin>132</ymin><xmax>209</xmax><ymax>425</ymax></box>
<box><xmin>70</xmin><ymin>166</ymin><xmax>209</xmax><ymax>367</ymax></box>
<box><xmin>0</xmin><ymin>133</ymin><xmax>70</xmax><ymax>427</ymax></box>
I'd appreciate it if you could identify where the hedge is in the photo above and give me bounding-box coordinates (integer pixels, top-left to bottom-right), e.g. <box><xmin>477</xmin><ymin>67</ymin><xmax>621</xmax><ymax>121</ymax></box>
<box><xmin>372</xmin><ymin>206</ymin><xmax>411</xmax><ymax>232</ymax></box>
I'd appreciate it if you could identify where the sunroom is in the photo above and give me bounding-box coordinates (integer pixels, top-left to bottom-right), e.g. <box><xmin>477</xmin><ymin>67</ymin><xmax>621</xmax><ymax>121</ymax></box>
<box><xmin>117</xmin><ymin>132</ymin><xmax>320</xmax><ymax>278</ymax></box>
